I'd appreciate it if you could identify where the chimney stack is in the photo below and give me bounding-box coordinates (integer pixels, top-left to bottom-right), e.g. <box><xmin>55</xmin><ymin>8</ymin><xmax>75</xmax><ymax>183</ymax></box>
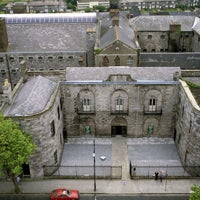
<box><xmin>110</xmin><ymin>9</ymin><xmax>119</xmax><ymax>26</ymax></box>
<box><xmin>2</xmin><ymin>79</ymin><xmax>12</xmax><ymax>104</ymax></box>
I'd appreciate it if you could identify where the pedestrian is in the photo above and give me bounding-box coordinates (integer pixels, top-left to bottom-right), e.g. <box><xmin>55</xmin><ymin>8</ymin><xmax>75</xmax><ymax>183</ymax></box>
<box><xmin>155</xmin><ymin>171</ymin><xmax>159</xmax><ymax>180</ymax></box>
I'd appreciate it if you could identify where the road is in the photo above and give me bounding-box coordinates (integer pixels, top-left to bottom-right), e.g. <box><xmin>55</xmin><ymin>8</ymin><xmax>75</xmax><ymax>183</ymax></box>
<box><xmin>0</xmin><ymin>194</ymin><xmax>190</xmax><ymax>200</ymax></box>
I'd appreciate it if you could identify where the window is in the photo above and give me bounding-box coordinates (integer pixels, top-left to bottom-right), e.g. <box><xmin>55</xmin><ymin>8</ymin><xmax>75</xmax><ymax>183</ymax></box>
<box><xmin>114</xmin><ymin>56</ymin><xmax>120</xmax><ymax>66</ymax></box>
<box><xmin>51</xmin><ymin>121</ymin><xmax>56</xmax><ymax>137</ymax></box>
<box><xmin>28</xmin><ymin>56</ymin><xmax>33</xmax><ymax>61</ymax></box>
<box><xmin>149</xmin><ymin>98</ymin><xmax>156</xmax><ymax>111</ymax></box>
<box><xmin>11</xmin><ymin>69</ymin><xmax>17</xmax><ymax>74</ymax></box>
<box><xmin>1</xmin><ymin>69</ymin><xmax>6</xmax><ymax>75</ymax></box>
<box><xmin>19</xmin><ymin>56</ymin><xmax>24</xmax><ymax>61</ymax></box>
<box><xmin>127</xmin><ymin>56</ymin><xmax>133</xmax><ymax>66</ymax></box>
<box><xmin>68</xmin><ymin>55</ymin><xmax>73</xmax><ymax>60</ymax></box>
<box><xmin>48</xmin><ymin>56</ymin><xmax>53</xmax><ymax>61</ymax></box>
<box><xmin>38</xmin><ymin>56</ymin><xmax>43</xmax><ymax>61</ymax></box>
<box><xmin>58</xmin><ymin>56</ymin><xmax>63</xmax><ymax>61</ymax></box>
<box><xmin>102</xmin><ymin>56</ymin><xmax>109</xmax><ymax>66</ymax></box>
<box><xmin>9</xmin><ymin>56</ymin><xmax>15</xmax><ymax>62</ymax></box>
<box><xmin>83</xmin><ymin>99</ymin><xmax>90</xmax><ymax>111</ymax></box>
<box><xmin>147</xmin><ymin>125</ymin><xmax>154</xmax><ymax>134</ymax></box>
<box><xmin>54</xmin><ymin>150</ymin><xmax>58</xmax><ymax>164</ymax></box>
<box><xmin>85</xmin><ymin>126</ymin><xmax>91</xmax><ymax>134</ymax></box>
<box><xmin>160</xmin><ymin>35</ymin><xmax>165</xmax><ymax>39</ymax></box>
<box><xmin>116</xmin><ymin>98</ymin><xmax>123</xmax><ymax>111</ymax></box>
<box><xmin>57</xmin><ymin>106</ymin><xmax>60</xmax><ymax>120</ymax></box>
<box><xmin>0</xmin><ymin>57</ymin><xmax>4</xmax><ymax>62</ymax></box>
<box><xmin>148</xmin><ymin>35</ymin><xmax>152</xmax><ymax>39</ymax></box>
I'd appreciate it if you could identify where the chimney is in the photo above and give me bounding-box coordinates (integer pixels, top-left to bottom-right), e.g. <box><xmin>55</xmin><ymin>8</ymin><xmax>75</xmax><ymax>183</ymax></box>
<box><xmin>0</xmin><ymin>18</ymin><xmax>9</xmax><ymax>52</ymax></box>
<box><xmin>20</xmin><ymin>60</ymin><xmax>27</xmax><ymax>82</ymax></box>
<box><xmin>110</xmin><ymin>9</ymin><xmax>119</xmax><ymax>26</ymax></box>
<box><xmin>2</xmin><ymin>79</ymin><xmax>12</xmax><ymax>104</ymax></box>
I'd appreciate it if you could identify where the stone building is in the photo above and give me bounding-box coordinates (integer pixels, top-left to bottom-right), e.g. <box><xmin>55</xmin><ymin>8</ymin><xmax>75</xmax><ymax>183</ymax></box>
<box><xmin>119</xmin><ymin>0</ymin><xmax>199</xmax><ymax>11</ymax></box>
<box><xmin>0</xmin><ymin>11</ymin><xmax>200</xmax><ymax>178</ymax></box>
<box><xmin>62</xmin><ymin>67</ymin><xmax>180</xmax><ymax>138</ymax></box>
<box><xmin>2</xmin><ymin>65</ymin><xmax>63</xmax><ymax>177</ymax></box>
<box><xmin>0</xmin><ymin>11</ymin><xmax>200</xmax><ymax>89</ymax></box>
<box><xmin>4</xmin><ymin>0</ymin><xmax>67</xmax><ymax>14</ymax></box>
<box><xmin>77</xmin><ymin>0</ymin><xmax>110</xmax><ymax>10</ymax></box>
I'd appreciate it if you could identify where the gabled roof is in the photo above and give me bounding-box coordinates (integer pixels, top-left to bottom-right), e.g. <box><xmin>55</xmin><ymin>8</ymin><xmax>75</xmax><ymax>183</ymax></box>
<box><xmin>7</xmin><ymin>76</ymin><xmax>57</xmax><ymax>116</ymax></box>
<box><xmin>130</xmin><ymin>15</ymin><xmax>196</xmax><ymax>31</ymax></box>
<box><xmin>99</xmin><ymin>12</ymin><xmax>137</xmax><ymax>49</ymax></box>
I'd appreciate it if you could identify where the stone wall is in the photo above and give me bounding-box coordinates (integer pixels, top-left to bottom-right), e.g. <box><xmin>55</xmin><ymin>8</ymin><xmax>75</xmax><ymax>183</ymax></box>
<box><xmin>175</xmin><ymin>80</ymin><xmax>200</xmax><ymax>176</ymax></box>
<box><xmin>61</xmin><ymin>82</ymin><xmax>178</xmax><ymax>138</ymax></box>
<box><xmin>139</xmin><ymin>52</ymin><xmax>200</xmax><ymax>68</ymax></box>
<box><xmin>0</xmin><ymin>51</ymin><xmax>86</xmax><ymax>89</ymax></box>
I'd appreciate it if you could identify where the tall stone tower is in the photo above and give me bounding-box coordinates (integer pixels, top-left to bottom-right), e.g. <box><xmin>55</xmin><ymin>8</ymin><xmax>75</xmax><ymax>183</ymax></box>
<box><xmin>168</xmin><ymin>23</ymin><xmax>181</xmax><ymax>52</ymax></box>
<box><xmin>0</xmin><ymin>18</ymin><xmax>8</xmax><ymax>52</ymax></box>
<box><xmin>86</xmin><ymin>28</ymin><xmax>96</xmax><ymax>67</ymax></box>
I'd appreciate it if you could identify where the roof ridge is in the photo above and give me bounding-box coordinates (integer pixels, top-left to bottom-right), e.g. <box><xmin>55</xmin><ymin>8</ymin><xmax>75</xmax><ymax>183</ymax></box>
<box><xmin>115</xmin><ymin>25</ymin><xmax>119</xmax><ymax>40</ymax></box>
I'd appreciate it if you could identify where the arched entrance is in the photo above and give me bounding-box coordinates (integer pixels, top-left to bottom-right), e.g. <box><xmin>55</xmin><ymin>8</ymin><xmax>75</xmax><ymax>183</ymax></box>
<box><xmin>111</xmin><ymin>117</ymin><xmax>127</xmax><ymax>137</ymax></box>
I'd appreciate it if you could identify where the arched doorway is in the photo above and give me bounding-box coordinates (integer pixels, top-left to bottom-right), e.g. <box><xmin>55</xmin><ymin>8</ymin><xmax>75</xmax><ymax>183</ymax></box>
<box><xmin>111</xmin><ymin>117</ymin><xmax>127</xmax><ymax>137</ymax></box>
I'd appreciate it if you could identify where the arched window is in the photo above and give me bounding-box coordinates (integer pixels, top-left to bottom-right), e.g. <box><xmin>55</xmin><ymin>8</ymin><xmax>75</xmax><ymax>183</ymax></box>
<box><xmin>127</xmin><ymin>56</ymin><xmax>133</xmax><ymax>66</ymax></box>
<box><xmin>114</xmin><ymin>56</ymin><xmax>120</xmax><ymax>66</ymax></box>
<box><xmin>102</xmin><ymin>56</ymin><xmax>109</xmax><ymax>66</ymax></box>
<box><xmin>83</xmin><ymin>98</ymin><xmax>90</xmax><ymax>111</ymax></box>
<box><xmin>116</xmin><ymin>97</ymin><xmax>123</xmax><ymax>111</ymax></box>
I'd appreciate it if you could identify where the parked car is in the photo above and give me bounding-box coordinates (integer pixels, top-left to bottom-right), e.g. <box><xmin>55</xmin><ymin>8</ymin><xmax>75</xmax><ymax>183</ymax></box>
<box><xmin>50</xmin><ymin>188</ymin><xmax>80</xmax><ymax>200</ymax></box>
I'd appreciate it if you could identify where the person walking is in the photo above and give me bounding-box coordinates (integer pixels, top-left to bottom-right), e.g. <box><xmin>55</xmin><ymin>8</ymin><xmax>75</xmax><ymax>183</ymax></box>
<box><xmin>155</xmin><ymin>171</ymin><xmax>159</xmax><ymax>180</ymax></box>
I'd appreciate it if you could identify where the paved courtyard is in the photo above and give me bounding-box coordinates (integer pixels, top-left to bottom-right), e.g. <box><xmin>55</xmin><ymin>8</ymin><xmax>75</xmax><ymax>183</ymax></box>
<box><xmin>55</xmin><ymin>137</ymin><xmax>188</xmax><ymax>178</ymax></box>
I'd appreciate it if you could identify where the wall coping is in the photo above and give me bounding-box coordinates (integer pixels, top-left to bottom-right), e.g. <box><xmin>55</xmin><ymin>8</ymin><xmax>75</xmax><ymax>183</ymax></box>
<box><xmin>180</xmin><ymin>79</ymin><xmax>200</xmax><ymax>112</ymax></box>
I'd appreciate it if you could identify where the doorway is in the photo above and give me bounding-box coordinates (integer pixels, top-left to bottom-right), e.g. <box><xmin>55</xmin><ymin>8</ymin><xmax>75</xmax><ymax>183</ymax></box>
<box><xmin>111</xmin><ymin>126</ymin><xmax>127</xmax><ymax>137</ymax></box>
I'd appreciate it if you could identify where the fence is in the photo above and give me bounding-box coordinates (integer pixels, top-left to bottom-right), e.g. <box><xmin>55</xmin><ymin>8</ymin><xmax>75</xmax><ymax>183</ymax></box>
<box><xmin>43</xmin><ymin>165</ymin><xmax>122</xmax><ymax>179</ymax></box>
<box><xmin>129</xmin><ymin>162</ymin><xmax>200</xmax><ymax>179</ymax></box>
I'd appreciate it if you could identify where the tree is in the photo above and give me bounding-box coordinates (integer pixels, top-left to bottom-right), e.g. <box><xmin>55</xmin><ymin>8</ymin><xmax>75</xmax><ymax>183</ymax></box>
<box><xmin>190</xmin><ymin>185</ymin><xmax>200</xmax><ymax>200</ymax></box>
<box><xmin>0</xmin><ymin>114</ymin><xmax>35</xmax><ymax>193</ymax></box>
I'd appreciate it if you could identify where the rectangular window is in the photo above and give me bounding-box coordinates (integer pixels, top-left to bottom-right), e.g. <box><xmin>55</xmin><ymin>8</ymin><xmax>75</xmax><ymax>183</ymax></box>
<box><xmin>51</xmin><ymin>121</ymin><xmax>55</xmax><ymax>137</ymax></box>
<box><xmin>57</xmin><ymin>106</ymin><xmax>60</xmax><ymax>120</ymax></box>
<box><xmin>116</xmin><ymin>98</ymin><xmax>123</xmax><ymax>111</ymax></box>
<box><xmin>54</xmin><ymin>150</ymin><xmax>58</xmax><ymax>164</ymax></box>
<box><xmin>83</xmin><ymin>99</ymin><xmax>90</xmax><ymax>111</ymax></box>
<box><xmin>149</xmin><ymin>98</ymin><xmax>156</xmax><ymax>111</ymax></box>
<box><xmin>0</xmin><ymin>57</ymin><xmax>4</xmax><ymax>62</ymax></box>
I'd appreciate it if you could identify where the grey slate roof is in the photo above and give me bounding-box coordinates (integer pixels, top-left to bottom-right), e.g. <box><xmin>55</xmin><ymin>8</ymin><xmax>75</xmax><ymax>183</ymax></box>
<box><xmin>6</xmin><ymin>23</ymin><xmax>96</xmax><ymax>52</ymax></box>
<box><xmin>99</xmin><ymin>13</ymin><xmax>137</xmax><ymax>49</ymax></box>
<box><xmin>8</xmin><ymin>76</ymin><xmax>57</xmax><ymax>116</ymax></box>
<box><xmin>66</xmin><ymin>66</ymin><xmax>180</xmax><ymax>82</ymax></box>
<box><xmin>130</xmin><ymin>15</ymin><xmax>196</xmax><ymax>31</ymax></box>
<box><xmin>0</xmin><ymin>13</ymin><xmax>97</xmax><ymax>52</ymax></box>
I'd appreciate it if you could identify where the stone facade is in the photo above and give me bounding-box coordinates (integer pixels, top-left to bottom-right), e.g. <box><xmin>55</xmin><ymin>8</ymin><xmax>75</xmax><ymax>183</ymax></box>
<box><xmin>62</xmin><ymin>82</ymin><xmax>178</xmax><ymax>138</ymax></box>
<box><xmin>175</xmin><ymin>80</ymin><xmax>200</xmax><ymax>176</ymax></box>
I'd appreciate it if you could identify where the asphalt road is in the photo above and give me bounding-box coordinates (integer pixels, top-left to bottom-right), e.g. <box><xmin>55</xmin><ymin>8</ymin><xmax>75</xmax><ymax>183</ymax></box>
<box><xmin>0</xmin><ymin>194</ymin><xmax>190</xmax><ymax>200</ymax></box>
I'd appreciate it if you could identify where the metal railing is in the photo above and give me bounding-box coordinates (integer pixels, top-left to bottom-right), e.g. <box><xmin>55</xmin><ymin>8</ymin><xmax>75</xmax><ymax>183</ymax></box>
<box><xmin>43</xmin><ymin>165</ymin><xmax>122</xmax><ymax>179</ymax></box>
<box><xmin>129</xmin><ymin>162</ymin><xmax>200</xmax><ymax>179</ymax></box>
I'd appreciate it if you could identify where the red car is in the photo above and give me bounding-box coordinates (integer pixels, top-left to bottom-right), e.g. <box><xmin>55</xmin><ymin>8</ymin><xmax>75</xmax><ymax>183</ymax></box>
<box><xmin>50</xmin><ymin>188</ymin><xmax>80</xmax><ymax>200</ymax></box>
